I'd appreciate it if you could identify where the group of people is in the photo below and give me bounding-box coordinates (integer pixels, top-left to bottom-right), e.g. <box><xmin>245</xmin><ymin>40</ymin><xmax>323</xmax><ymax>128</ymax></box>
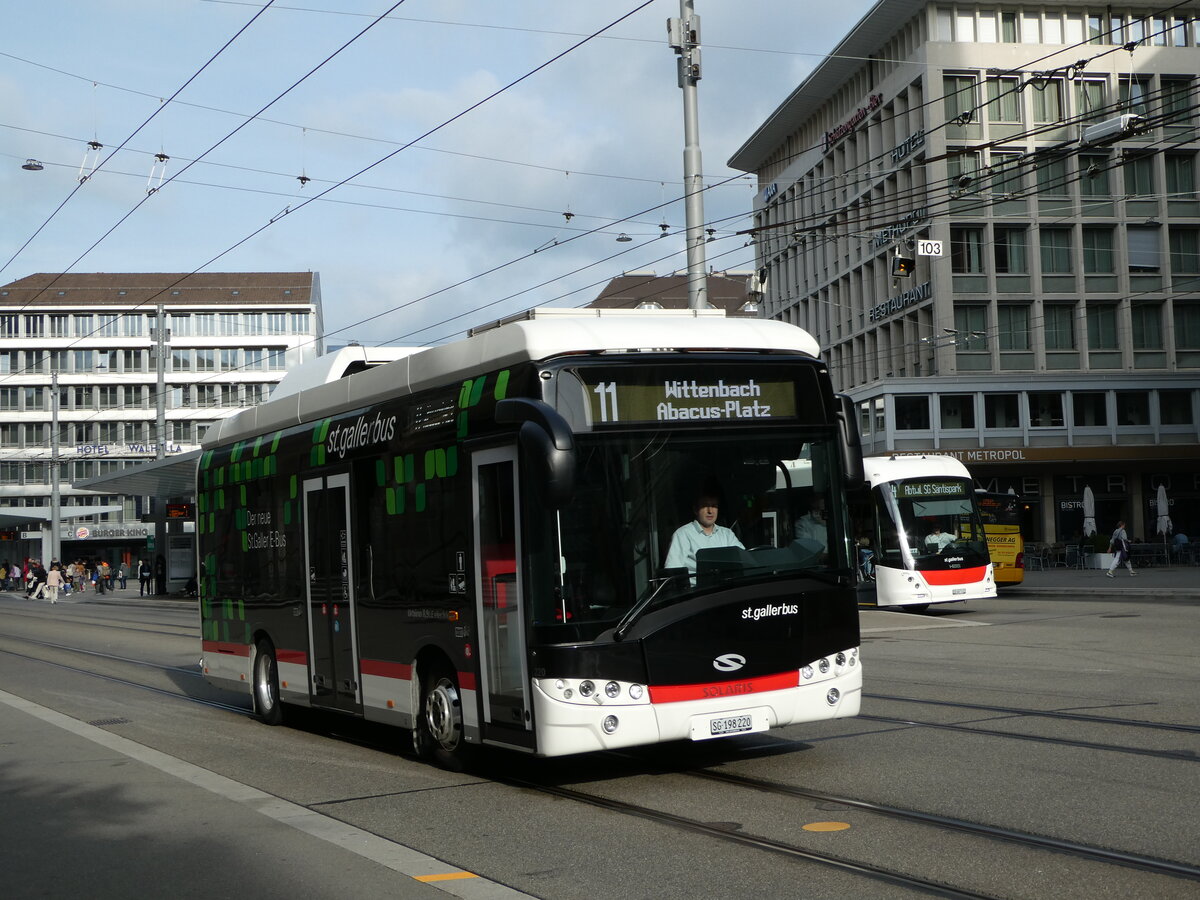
<box><xmin>2</xmin><ymin>558</ymin><xmax>156</xmax><ymax>599</ymax></box>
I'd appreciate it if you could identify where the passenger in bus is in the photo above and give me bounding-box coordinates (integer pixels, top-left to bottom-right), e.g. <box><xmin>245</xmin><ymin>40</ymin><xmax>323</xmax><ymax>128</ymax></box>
<box><xmin>665</xmin><ymin>492</ymin><xmax>744</xmax><ymax>576</ymax></box>
<box><xmin>924</xmin><ymin>526</ymin><xmax>956</xmax><ymax>551</ymax></box>
<box><xmin>793</xmin><ymin>496</ymin><xmax>828</xmax><ymax>552</ymax></box>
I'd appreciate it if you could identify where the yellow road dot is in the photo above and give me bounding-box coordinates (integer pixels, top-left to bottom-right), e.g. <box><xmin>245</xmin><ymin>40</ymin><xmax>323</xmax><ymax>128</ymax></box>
<box><xmin>803</xmin><ymin>821</ymin><xmax>851</xmax><ymax>832</ymax></box>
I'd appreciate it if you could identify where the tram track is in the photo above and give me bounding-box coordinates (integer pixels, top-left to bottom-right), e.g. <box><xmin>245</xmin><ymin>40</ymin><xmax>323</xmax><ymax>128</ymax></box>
<box><xmin>0</xmin><ymin>602</ymin><xmax>198</xmax><ymax>640</ymax></box>
<box><xmin>4</xmin><ymin>629</ymin><xmax>1199</xmax><ymax>898</ymax></box>
<box><xmin>865</xmin><ymin>692</ymin><xmax>1200</xmax><ymax>734</ymax></box>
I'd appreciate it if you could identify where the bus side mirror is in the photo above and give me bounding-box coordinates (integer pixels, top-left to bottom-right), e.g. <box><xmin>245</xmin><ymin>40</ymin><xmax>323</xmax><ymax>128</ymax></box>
<box><xmin>495</xmin><ymin>398</ymin><xmax>576</xmax><ymax>509</ymax></box>
<box><xmin>836</xmin><ymin>394</ymin><xmax>865</xmax><ymax>489</ymax></box>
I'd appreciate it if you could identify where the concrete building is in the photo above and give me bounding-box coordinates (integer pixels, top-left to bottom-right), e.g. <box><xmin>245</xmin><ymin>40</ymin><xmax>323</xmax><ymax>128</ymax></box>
<box><xmin>0</xmin><ymin>272</ymin><xmax>322</xmax><ymax>574</ymax></box>
<box><xmin>729</xmin><ymin>1</ymin><xmax>1200</xmax><ymax>543</ymax></box>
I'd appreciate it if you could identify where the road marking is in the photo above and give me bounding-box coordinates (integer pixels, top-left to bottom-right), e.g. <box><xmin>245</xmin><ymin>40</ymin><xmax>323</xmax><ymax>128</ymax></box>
<box><xmin>0</xmin><ymin>689</ymin><xmax>528</xmax><ymax>899</ymax></box>
<box><xmin>861</xmin><ymin>618</ymin><xmax>990</xmax><ymax>633</ymax></box>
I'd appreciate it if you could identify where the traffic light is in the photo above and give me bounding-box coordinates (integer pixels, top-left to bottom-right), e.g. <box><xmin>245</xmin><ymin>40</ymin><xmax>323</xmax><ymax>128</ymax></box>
<box><xmin>892</xmin><ymin>254</ymin><xmax>916</xmax><ymax>277</ymax></box>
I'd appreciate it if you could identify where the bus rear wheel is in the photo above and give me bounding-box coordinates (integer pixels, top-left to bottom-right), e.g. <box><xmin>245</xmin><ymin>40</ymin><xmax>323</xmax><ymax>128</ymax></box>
<box><xmin>253</xmin><ymin>639</ymin><xmax>284</xmax><ymax>726</ymax></box>
<box><xmin>415</xmin><ymin>666</ymin><xmax>471</xmax><ymax>770</ymax></box>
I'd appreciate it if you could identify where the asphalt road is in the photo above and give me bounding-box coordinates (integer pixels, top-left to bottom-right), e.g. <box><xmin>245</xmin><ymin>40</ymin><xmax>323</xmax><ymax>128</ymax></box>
<box><xmin>1</xmin><ymin>587</ymin><xmax>1197</xmax><ymax>899</ymax></box>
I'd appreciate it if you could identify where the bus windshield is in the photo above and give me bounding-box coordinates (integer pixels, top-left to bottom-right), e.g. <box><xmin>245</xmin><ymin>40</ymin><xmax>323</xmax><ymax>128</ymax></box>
<box><xmin>874</xmin><ymin>477</ymin><xmax>990</xmax><ymax>572</ymax></box>
<box><xmin>529</xmin><ymin>429</ymin><xmax>847</xmax><ymax>641</ymax></box>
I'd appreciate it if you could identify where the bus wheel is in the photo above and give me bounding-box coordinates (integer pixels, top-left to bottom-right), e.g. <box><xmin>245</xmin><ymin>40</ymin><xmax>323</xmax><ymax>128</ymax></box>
<box><xmin>417</xmin><ymin>667</ymin><xmax>470</xmax><ymax>770</ymax></box>
<box><xmin>253</xmin><ymin>639</ymin><xmax>284</xmax><ymax>726</ymax></box>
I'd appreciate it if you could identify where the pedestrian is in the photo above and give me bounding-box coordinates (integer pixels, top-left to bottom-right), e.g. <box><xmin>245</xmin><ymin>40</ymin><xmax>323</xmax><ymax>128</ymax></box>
<box><xmin>138</xmin><ymin>559</ymin><xmax>152</xmax><ymax>596</ymax></box>
<box><xmin>1105</xmin><ymin>520</ymin><xmax>1137</xmax><ymax>578</ymax></box>
<box><xmin>95</xmin><ymin>561</ymin><xmax>108</xmax><ymax>595</ymax></box>
<box><xmin>28</xmin><ymin>560</ymin><xmax>48</xmax><ymax>599</ymax></box>
<box><xmin>117</xmin><ymin>561</ymin><xmax>129</xmax><ymax>590</ymax></box>
<box><xmin>46</xmin><ymin>563</ymin><xmax>64</xmax><ymax>604</ymax></box>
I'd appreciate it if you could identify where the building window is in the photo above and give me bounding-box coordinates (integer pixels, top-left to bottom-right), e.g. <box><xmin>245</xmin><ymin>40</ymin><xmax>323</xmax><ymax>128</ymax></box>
<box><xmin>48</xmin><ymin>350</ymin><xmax>68</xmax><ymax>372</ymax></box>
<box><xmin>243</xmin><ymin>313</ymin><xmax>262</xmax><ymax>335</ymax></box>
<box><xmin>97</xmin><ymin>314</ymin><xmax>119</xmax><ymax>337</ymax></box>
<box><xmin>1131</xmin><ymin>304</ymin><xmax>1163</xmax><ymax>350</ymax></box>
<box><xmin>894</xmin><ymin>396</ymin><xmax>930</xmax><ymax>430</ymax></box>
<box><xmin>195</xmin><ymin>314</ymin><xmax>216</xmax><ymax>336</ymax></box>
<box><xmin>990</xmin><ymin>151</ymin><xmax>1024</xmax><ymax>196</ymax></box>
<box><xmin>245</xmin><ymin>348</ymin><xmax>264</xmax><ymax>370</ymax></box>
<box><xmin>998</xmin><ymin>305</ymin><xmax>1030</xmax><ymax>350</ymax></box>
<box><xmin>24</xmin><ymin>315</ymin><xmax>44</xmax><ymax>337</ymax></box>
<box><xmin>220</xmin><ymin>385</ymin><xmax>239</xmax><ymax>407</ymax></box>
<box><xmin>172</xmin><ymin>349</ymin><xmax>191</xmax><ymax>372</ymax></box>
<box><xmin>939</xmin><ymin>395</ymin><xmax>975</xmax><ymax>429</ymax></box>
<box><xmin>1082</xmin><ymin>228</ymin><xmax>1114</xmax><ymax>273</ymax></box>
<box><xmin>1075</xmin><ymin>80</ymin><xmax>1106</xmax><ymax>121</ymax></box>
<box><xmin>267</xmin><ymin>313</ymin><xmax>288</xmax><ymax>335</ymax></box>
<box><xmin>951</xmin><ymin>227</ymin><xmax>984</xmax><ymax>273</ymax></box>
<box><xmin>1040</xmin><ymin>228</ymin><xmax>1073</xmax><ymax>273</ymax></box>
<box><xmin>1126</xmin><ymin>226</ymin><xmax>1161</xmax><ymax>271</ymax></box>
<box><xmin>0</xmin><ymin>425</ymin><xmax>17</xmax><ymax>447</ymax></box>
<box><xmin>1031</xmin><ymin>80</ymin><xmax>1063</xmax><ymax>123</ymax></box>
<box><xmin>99</xmin><ymin>423</ymin><xmax>120</xmax><ymax>443</ymax></box>
<box><xmin>122</xmin><ymin>350</ymin><xmax>144</xmax><ymax>373</ymax></box>
<box><xmin>170</xmin><ymin>313</ymin><xmax>191</xmax><ymax>336</ymax></box>
<box><xmin>1123</xmin><ymin>153</ymin><xmax>1155</xmax><ymax>196</ymax></box>
<box><xmin>123</xmin><ymin>314</ymin><xmax>144</xmax><ymax>337</ymax></box>
<box><xmin>943</xmin><ymin>74</ymin><xmax>977</xmax><ymax>122</ymax></box>
<box><xmin>1073</xmin><ymin>392</ymin><xmax>1108</xmax><ymax>426</ymax></box>
<box><xmin>1087</xmin><ymin>304</ymin><xmax>1119</xmax><ymax>349</ymax></box>
<box><xmin>220</xmin><ymin>349</ymin><xmax>239</xmax><ymax>371</ymax></box>
<box><xmin>24</xmin><ymin>351</ymin><xmax>45</xmax><ymax>374</ymax></box>
<box><xmin>98</xmin><ymin>386</ymin><xmax>119</xmax><ymax>409</ymax></box>
<box><xmin>1169</xmin><ymin>228</ymin><xmax>1200</xmax><ymax>274</ymax></box>
<box><xmin>986</xmin><ymin>77</ymin><xmax>1021</xmax><ymax>122</ymax></box>
<box><xmin>1166</xmin><ymin>154</ymin><xmax>1196</xmax><ymax>200</ymax></box>
<box><xmin>195</xmin><ymin>349</ymin><xmax>215</xmax><ymax>372</ymax></box>
<box><xmin>73</xmin><ymin>350</ymin><xmax>93</xmax><ymax>372</ymax></box>
<box><xmin>954</xmin><ymin>305</ymin><xmax>988</xmax><ymax>350</ymax></box>
<box><xmin>171</xmin><ymin>421</ymin><xmax>194</xmax><ymax>443</ymax></box>
<box><xmin>1044</xmin><ymin>305</ymin><xmax>1076</xmax><ymax>349</ymax></box>
<box><xmin>0</xmin><ymin>351</ymin><xmax>14</xmax><ymax>375</ymax></box>
<box><xmin>1161</xmin><ymin>78</ymin><xmax>1193</xmax><ymax>125</ymax></box>
<box><xmin>73</xmin><ymin>386</ymin><xmax>94</xmax><ymax>409</ymax></box>
<box><xmin>1119</xmin><ymin>76</ymin><xmax>1152</xmax><ymax>115</ymax></box>
<box><xmin>196</xmin><ymin>385</ymin><xmax>218</xmax><ymax>408</ymax></box>
<box><xmin>1079</xmin><ymin>154</ymin><xmax>1111</xmax><ymax>200</ymax></box>
<box><xmin>23</xmin><ymin>388</ymin><xmax>44</xmax><ymax>411</ymax></box>
<box><xmin>0</xmin><ymin>316</ymin><xmax>17</xmax><ymax>337</ymax></box>
<box><xmin>0</xmin><ymin>462</ymin><xmax>20</xmax><ymax>484</ymax></box>
<box><xmin>1160</xmin><ymin>390</ymin><xmax>1194</xmax><ymax>425</ymax></box>
<box><xmin>1029</xmin><ymin>392</ymin><xmax>1064</xmax><ymax>427</ymax></box>
<box><xmin>49</xmin><ymin>314</ymin><xmax>69</xmax><ymax>337</ymax></box>
<box><xmin>994</xmin><ymin>227</ymin><xmax>1027</xmax><ymax>273</ymax></box>
<box><xmin>290</xmin><ymin>312</ymin><xmax>311</xmax><ymax>333</ymax></box>
<box><xmin>245</xmin><ymin>384</ymin><xmax>267</xmax><ymax>406</ymax></box>
<box><xmin>1176</xmin><ymin>303</ymin><xmax>1200</xmax><ymax>348</ymax></box>
<box><xmin>984</xmin><ymin>394</ymin><xmax>1020</xmax><ymax>427</ymax></box>
<box><xmin>1116</xmin><ymin>392</ymin><xmax>1149</xmax><ymax>425</ymax></box>
<box><xmin>219</xmin><ymin>313</ymin><xmax>239</xmax><ymax>335</ymax></box>
<box><xmin>267</xmin><ymin>348</ymin><xmax>287</xmax><ymax>370</ymax></box>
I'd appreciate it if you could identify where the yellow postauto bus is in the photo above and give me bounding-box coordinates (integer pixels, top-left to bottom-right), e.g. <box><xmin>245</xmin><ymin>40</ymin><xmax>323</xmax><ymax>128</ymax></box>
<box><xmin>975</xmin><ymin>492</ymin><xmax>1024</xmax><ymax>588</ymax></box>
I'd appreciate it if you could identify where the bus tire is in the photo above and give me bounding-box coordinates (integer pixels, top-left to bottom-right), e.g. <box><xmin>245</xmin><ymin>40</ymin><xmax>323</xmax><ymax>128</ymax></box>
<box><xmin>253</xmin><ymin>639</ymin><xmax>284</xmax><ymax>726</ymax></box>
<box><xmin>415</xmin><ymin>665</ymin><xmax>471</xmax><ymax>771</ymax></box>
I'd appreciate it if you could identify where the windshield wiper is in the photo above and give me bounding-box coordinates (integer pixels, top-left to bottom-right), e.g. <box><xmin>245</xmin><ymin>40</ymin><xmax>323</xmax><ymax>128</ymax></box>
<box><xmin>613</xmin><ymin>573</ymin><xmax>686</xmax><ymax>641</ymax></box>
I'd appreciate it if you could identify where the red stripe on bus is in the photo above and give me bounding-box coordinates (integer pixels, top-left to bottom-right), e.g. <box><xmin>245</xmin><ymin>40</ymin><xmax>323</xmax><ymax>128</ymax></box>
<box><xmin>360</xmin><ymin>659</ymin><xmax>412</xmax><ymax>680</ymax></box>
<box><xmin>922</xmin><ymin>566</ymin><xmax>988</xmax><ymax>586</ymax></box>
<box><xmin>277</xmin><ymin>649</ymin><xmax>307</xmax><ymax>666</ymax></box>
<box><xmin>648</xmin><ymin>670</ymin><xmax>799</xmax><ymax>704</ymax></box>
<box><xmin>458</xmin><ymin>671</ymin><xmax>477</xmax><ymax>691</ymax></box>
<box><xmin>201</xmin><ymin>640</ymin><xmax>250</xmax><ymax>657</ymax></box>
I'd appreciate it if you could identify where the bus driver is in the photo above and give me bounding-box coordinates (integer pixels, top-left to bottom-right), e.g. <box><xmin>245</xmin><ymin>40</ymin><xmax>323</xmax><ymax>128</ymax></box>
<box><xmin>665</xmin><ymin>492</ymin><xmax>744</xmax><ymax>575</ymax></box>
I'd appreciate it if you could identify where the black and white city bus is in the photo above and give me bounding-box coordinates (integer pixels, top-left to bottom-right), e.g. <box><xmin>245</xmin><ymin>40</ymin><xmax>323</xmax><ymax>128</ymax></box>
<box><xmin>197</xmin><ymin>309</ymin><xmax>864</xmax><ymax>766</ymax></box>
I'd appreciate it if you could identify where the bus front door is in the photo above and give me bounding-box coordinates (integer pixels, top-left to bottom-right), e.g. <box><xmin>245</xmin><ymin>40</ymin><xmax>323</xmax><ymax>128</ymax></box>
<box><xmin>472</xmin><ymin>447</ymin><xmax>534</xmax><ymax>750</ymax></box>
<box><xmin>302</xmin><ymin>473</ymin><xmax>361</xmax><ymax>714</ymax></box>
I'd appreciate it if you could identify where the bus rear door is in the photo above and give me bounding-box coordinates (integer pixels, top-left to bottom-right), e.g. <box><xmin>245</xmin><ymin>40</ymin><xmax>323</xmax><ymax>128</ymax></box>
<box><xmin>302</xmin><ymin>473</ymin><xmax>362</xmax><ymax>713</ymax></box>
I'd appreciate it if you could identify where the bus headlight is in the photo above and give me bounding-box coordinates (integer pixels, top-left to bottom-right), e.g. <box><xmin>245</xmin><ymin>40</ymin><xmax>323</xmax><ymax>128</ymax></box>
<box><xmin>826</xmin><ymin>688</ymin><xmax>840</xmax><ymax>706</ymax></box>
<box><xmin>579</xmin><ymin>680</ymin><xmax>595</xmax><ymax>698</ymax></box>
<box><xmin>818</xmin><ymin>658</ymin><xmax>830</xmax><ymax>674</ymax></box>
<box><xmin>801</xmin><ymin>665</ymin><xmax>814</xmax><ymax>680</ymax></box>
<box><xmin>628</xmin><ymin>684</ymin><xmax>644</xmax><ymax>700</ymax></box>
<box><xmin>602</xmin><ymin>715</ymin><xmax>619</xmax><ymax>734</ymax></box>
<box><xmin>604</xmin><ymin>681</ymin><xmax>621</xmax><ymax>698</ymax></box>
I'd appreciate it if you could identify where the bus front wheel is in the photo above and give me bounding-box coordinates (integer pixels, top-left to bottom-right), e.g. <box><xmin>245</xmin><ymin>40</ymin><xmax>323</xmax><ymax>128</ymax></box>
<box><xmin>415</xmin><ymin>665</ymin><xmax>471</xmax><ymax>770</ymax></box>
<box><xmin>253</xmin><ymin>639</ymin><xmax>284</xmax><ymax>726</ymax></box>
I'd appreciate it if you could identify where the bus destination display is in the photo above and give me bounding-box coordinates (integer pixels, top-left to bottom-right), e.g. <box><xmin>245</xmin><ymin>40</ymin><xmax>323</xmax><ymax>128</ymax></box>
<box><xmin>582</xmin><ymin>374</ymin><xmax>797</xmax><ymax>424</ymax></box>
<box><xmin>896</xmin><ymin>480</ymin><xmax>968</xmax><ymax>499</ymax></box>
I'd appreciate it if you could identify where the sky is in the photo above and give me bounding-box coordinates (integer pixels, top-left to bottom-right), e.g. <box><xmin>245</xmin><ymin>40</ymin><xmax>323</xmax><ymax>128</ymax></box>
<box><xmin>2</xmin><ymin>0</ymin><xmax>874</xmax><ymax>348</ymax></box>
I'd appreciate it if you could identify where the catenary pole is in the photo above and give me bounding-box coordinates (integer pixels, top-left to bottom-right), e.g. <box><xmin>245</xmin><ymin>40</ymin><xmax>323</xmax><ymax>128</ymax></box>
<box><xmin>670</xmin><ymin>0</ymin><xmax>708</xmax><ymax>309</ymax></box>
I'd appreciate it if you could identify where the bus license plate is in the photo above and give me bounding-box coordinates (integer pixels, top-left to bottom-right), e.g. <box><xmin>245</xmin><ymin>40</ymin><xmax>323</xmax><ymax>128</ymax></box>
<box><xmin>691</xmin><ymin>710</ymin><xmax>766</xmax><ymax>741</ymax></box>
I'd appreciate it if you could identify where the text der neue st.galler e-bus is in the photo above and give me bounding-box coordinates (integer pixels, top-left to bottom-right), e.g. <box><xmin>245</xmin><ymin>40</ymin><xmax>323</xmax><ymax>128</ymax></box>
<box><xmin>197</xmin><ymin>310</ymin><xmax>864</xmax><ymax>765</ymax></box>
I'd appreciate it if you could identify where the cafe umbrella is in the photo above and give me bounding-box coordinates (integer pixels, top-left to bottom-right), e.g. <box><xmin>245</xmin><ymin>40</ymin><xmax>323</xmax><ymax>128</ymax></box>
<box><xmin>1082</xmin><ymin>485</ymin><xmax>1096</xmax><ymax>537</ymax></box>
<box><xmin>1156</xmin><ymin>483</ymin><xmax>1172</xmax><ymax>538</ymax></box>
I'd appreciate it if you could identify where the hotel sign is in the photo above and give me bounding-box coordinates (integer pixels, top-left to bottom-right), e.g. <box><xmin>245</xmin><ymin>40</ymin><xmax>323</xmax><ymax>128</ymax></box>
<box><xmin>824</xmin><ymin>93</ymin><xmax>882</xmax><ymax>151</ymax></box>
<box><xmin>873</xmin><ymin>207</ymin><xmax>929</xmax><ymax>248</ymax></box>
<box><xmin>891</xmin><ymin>128</ymin><xmax>926</xmax><ymax>164</ymax></box>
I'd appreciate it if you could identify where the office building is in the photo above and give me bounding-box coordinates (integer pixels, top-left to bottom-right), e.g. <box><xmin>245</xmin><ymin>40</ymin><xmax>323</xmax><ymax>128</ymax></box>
<box><xmin>0</xmin><ymin>271</ymin><xmax>323</xmax><ymax>569</ymax></box>
<box><xmin>729</xmin><ymin>1</ymin><xmax>1200</xmax><ymax>542</ymax></box>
